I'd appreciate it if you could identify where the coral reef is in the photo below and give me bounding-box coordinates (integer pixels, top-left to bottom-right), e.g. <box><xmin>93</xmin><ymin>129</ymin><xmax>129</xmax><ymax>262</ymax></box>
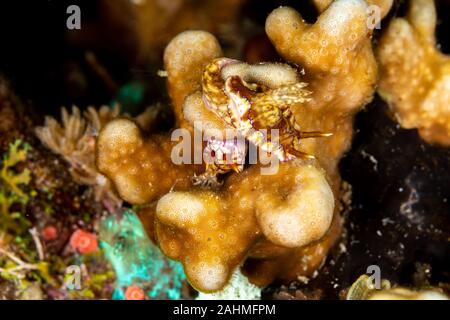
<box><xmin>1</xmin><ymin>80</ymin><xmax>189</xmax><ymax>300</ymax></box>
<box><xmin>155</xmin><ymin>161</ymin><xmax>334</xmax><ymax>292</ymax></box>
<box><xmin>96</xmin><ymin>118</ymin><xmax>200</xmax><ymax>205</ymax></box>
<box><xmin>97</xmin><ymin>0</ymin><xmax>379</xmax><ymax>292</ymax></box>
<box><xmin>70</xmin><ymin>229</ymin><xmax>98</xmax><ymax>254</ymax></box>
<box><xmin>188</xmin><ymin>57</ymin><xmax>330</xmax><ymax>185</ymax></box>
<box><xmin>124</xmin><ymin>285</ymin><xmax>145</xmax><ymax>300</ymax></box>
<box><xmin>1</xmin><ymin>0</ymin><xmax>448</xmax><ymax>302</ymax></box>
<box><xmin>367</xmin><ymin>288</ymin><xmax>449</xmax><ymax>300</ymax></box>
<box><xmin>164</xmin><ymin>31</ymin><xmax>223</xmax><ymax>128</ymax></box>
<box><xmin>0</xmin><ymin>141</ymin><xmax>40</xmax><ymax>289</ymax></box>
<box><xmin>35</xmin><ymin>106</ymin><xmax>120</xmax><ymax>208</ymax></box>
<box><xmin>377</xmin><ymin>0</ymin><xmax>450</xmax><ymax>145</ymax></box>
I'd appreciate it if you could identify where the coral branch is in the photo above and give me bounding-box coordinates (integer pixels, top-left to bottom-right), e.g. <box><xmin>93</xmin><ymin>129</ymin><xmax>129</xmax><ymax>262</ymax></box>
<box><xmin>377</xmin><ymin>0</ymin><xmax>450</xmax><ymax>145</ymax></box>
<box><xmin>164</xmin><ymin>31</ymin><xmax>223</xmax><ymax>127</ymax></box>
<box><xmin>155</xmin><ymin>161</ymin><xmax>334</xmax><ymax>292</ymax></box>
<box><xmin>97</xmin><ymin>119</ymin><xmax>199</xmax><ymax>204</ymax></box>
<box><xmin>265</xmin><ymin>0</ymin><xmax>378</xmax><ymax>175</ymax></box>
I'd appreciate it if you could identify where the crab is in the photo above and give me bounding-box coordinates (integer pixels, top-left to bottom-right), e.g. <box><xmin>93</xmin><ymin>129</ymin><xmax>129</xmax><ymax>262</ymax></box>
<box><xmin>194</xmin><ymin>58</ymin><xmax>331</xmax><ymax>186</ymax></box>
<box><xmin>192</xmin><ymin>135</ymin><xmax>247</xmax><ymax>188</ymax></box>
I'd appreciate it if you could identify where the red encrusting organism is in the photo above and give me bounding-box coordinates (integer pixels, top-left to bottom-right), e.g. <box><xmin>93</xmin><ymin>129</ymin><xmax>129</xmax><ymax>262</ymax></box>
<box><xmin>125</xmin><ymin>285</ymin><xmax>145</xmax><ymax>300</ymax></box>
<box><xmin>41</xmin><ymin>225</ymin><xmax>58</xmax><ymax>241</ymax></box>
<box><xmin>69</xmin><ymin>229</ymin><xmax>98</xmax><ymax>254</ymax></box>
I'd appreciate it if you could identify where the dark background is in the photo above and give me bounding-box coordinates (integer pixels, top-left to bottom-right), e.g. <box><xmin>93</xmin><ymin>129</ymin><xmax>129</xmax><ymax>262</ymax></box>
<box><xmin>0</xmin><ymin>0</ymin><xmax>447</xmax><ymax>118</ymax></box>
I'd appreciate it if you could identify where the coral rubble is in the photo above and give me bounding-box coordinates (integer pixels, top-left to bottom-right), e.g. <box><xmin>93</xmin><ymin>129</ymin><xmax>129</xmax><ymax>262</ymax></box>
<box><xmin>377</xmin><ymin>0</ymin><xmax>450</xmax><ymax>145</ymax></box>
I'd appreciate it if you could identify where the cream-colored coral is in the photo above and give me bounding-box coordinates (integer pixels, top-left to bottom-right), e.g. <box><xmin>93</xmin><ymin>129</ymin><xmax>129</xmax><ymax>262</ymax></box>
<box><xmin>155</xmin><ymin>161</ymin><xmax>334</xmax><ymax>292</ymax></box>
<box><xmin>265</xmin><ymin>0</ymin><xmax>377</xmax><ymax>178</ymax></box>
<box><xmin>244</xmin><ymin>0</ymin><xmax>376</xmax><ymax>285</ymax></box>
<box><xmin>97</xmin><ymin>0</ymin><xmax>378</xmax><ymax>292</ymax></box>
<box><xmin>96</xmin><ymin>118</ymin><xmax>200</xmax><ymax>205</ymax></box>
<box><xmin>313</xmin><ymin>0</ymin><xmax>392</xmax><ymax>18</ymax></box>
<box><xmin>97</xmin><ymin>34</ymin><xmax>221</xmax><ymax>202</ymax></box>
<box><xmin>377</xmin><ymin>0</ymin><xmax>450</xmax><ymax>145</ymax></box>
<box><xmin>164</xmin><ymin>31</ymin><xmax>223</xmax><ymax>128</ymax></box>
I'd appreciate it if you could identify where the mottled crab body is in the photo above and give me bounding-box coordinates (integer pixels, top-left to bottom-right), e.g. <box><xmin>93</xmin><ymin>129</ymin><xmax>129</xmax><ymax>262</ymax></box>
<box><xmin>200</xmin><ymin>58</ymin><xmax>326</xmax><ymax>178</ymax></box>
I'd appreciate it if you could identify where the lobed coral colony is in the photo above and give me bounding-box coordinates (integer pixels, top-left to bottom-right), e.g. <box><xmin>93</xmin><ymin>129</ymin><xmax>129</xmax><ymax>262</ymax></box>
<box><xmin>96</xmin><ymin>0</ymin><xmax>380</xmax><ymax>292</ymax></box>
<box><xmin>0</xmin><ymin>0</ymin><xmax>449</xmax><ymax>300</ymax></box>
